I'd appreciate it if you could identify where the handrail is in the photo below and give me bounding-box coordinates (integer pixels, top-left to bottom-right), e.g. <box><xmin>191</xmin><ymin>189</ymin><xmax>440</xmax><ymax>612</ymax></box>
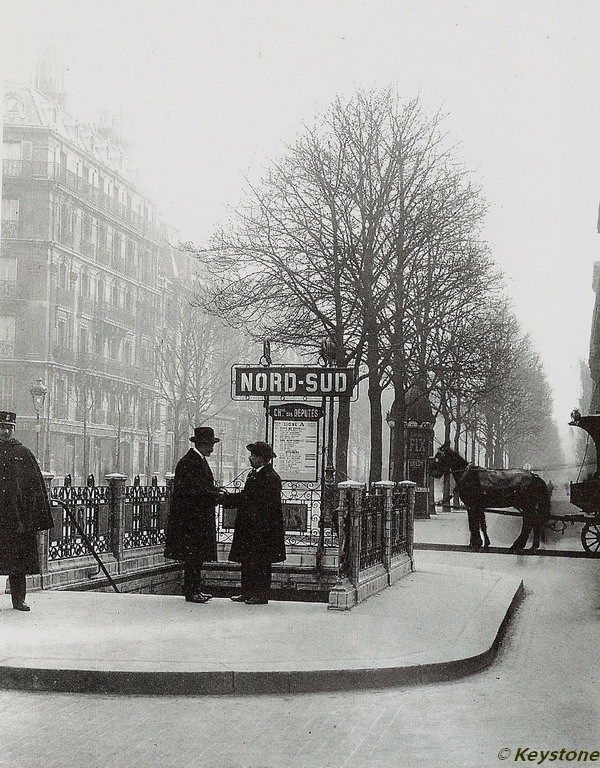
<box><xmin>50</xmin><ymin>499</ymin><xmax>120</xmax><ymax>593</ymax></box>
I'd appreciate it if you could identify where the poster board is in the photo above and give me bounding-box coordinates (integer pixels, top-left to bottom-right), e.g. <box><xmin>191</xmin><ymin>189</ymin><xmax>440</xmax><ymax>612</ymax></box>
<box><xmin>269</xmin><ymin>403</ymin><xmax>323</xmax><ymax>482</ymax></box>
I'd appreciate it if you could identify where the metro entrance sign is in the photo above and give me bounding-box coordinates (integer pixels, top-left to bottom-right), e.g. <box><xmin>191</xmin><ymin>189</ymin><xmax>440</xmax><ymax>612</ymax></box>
<box><xmin>232</xmin><ymin>365</ymin><xmax>356</xmax><ymax>399</ymax></box>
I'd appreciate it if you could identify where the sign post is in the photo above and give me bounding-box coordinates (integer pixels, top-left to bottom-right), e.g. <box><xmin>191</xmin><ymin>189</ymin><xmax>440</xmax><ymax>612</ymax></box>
<box><xmin>232</xmin><ymin>360</ymin><xmax>357</xmax><ymax>566</ymax></box>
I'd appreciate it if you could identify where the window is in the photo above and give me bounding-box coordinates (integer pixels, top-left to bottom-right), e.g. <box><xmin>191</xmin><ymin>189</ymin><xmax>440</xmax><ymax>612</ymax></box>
<box><xmin>123</xmin><ymin>339</ymin><xmax>131</xmax><ymax>364</ymax></box>
<box><xmin>111</xmin><ymin>282</ymin><xmax>119</xmax><ymax>307</ymax></box>
<box><xmin>82</xmin><ymin>215</ymin><xmax>92</xmax><ymax>242</ymax></box>
<box><xmin>0</xmin><ymin>375</ymin><xmax>15</xmax><ymax>402</ymax></box>
<box><xmin>5</xmin><ymin>94</ymin><xmax>23</xmax><ymax>114</ymax></box>
<box><xmin>56</xmin><ymin>315</ymin><xmax>69</xmax><ymax>348</ymax></box>
<box><xmin>138</xmin><ymin>441</ymin><xmax>146</xmax><ymax>475</ymax></box>
<box><xmin>153</xmin><ymin>443</ymin><xmax>160</xmax><ymax>475</ymax></box>
<box><xmin>59</xmin><ymin>261</ymin><xmax>69</xmax><ymax>289</ymax></box>
<box><xmin>55</xmin><ymin>378</ymin><xmax>67</xmax><ymax>420</ymax></box>
<box><xmin>113</xmin><ymin>233</ymin><xmax>122</xmax><ymax>259</ymax></box>
<box><xmin>80</xmin><ymin>271</ymin><xmax>90</xmax><ymax>298</ymax></box>
<box><xmin>0</xmin><ymin>258</ymin><xmax>17</xmax><ymax>282</ymax></box>
<box><xmin>0</xmin><ymin>316</ymin><xmax>16</xmax><ymax>356</ymax></box>
<box><xmin>1</xmin><ymin>199</ymin><xmax>19</xmax><ymax>238</ymax></box>
<box><xmin>97</xmin><ymin>278</ymin><xmax>105</xmax><ymax>303</ymax></box>
<box><xmin>61</xmin><ymin>204</ymin><xmax>73</xmax><ymax>232</ymax></box>
<box><xmin>78</xmin><ymin>326</ymin><xmax>89</xmax><ymax>354</ymax></box>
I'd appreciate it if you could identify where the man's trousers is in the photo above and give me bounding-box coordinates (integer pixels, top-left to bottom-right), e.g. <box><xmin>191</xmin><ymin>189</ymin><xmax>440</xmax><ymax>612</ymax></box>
<box><xmin>8</xmin><ymin>570</ymin><xmax>26</xmax><ymax>606</ymax></box>
<box><xmin>240</xmin><ymin>558</ymin><xmax>272</xmax><ymax>602</ymax></box>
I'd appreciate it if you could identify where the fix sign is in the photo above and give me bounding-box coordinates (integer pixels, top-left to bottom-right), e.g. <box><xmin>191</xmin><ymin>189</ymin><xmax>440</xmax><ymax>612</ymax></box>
<box><xmin>232</xmin><ymin>366</ymin><xmax>356</xmax><ymax>399</ymax></box>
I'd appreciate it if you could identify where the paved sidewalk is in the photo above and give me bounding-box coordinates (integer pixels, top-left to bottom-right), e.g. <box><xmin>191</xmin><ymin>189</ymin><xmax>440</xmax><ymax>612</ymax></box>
<box><xmin>0</xmin><ymin>558</ymin><xmax>522</xmax><ymax>696</ymax></box>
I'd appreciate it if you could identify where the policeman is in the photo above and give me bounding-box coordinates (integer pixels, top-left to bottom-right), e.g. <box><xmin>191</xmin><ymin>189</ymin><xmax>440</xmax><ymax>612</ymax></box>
<box><xmin>0</xmin><ymin>411</ymin><xmax>54</xmax><ymax>611</ymax></box>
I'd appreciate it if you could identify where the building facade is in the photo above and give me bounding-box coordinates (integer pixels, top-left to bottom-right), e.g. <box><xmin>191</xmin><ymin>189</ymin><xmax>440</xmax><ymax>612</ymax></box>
<box><xmin>1</xmin><ymin>70</ymin><xmax>178</xmax><ymax>484</ymax></box>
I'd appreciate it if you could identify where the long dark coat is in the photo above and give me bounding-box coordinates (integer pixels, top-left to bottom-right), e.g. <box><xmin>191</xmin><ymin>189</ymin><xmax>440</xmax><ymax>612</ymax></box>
<box><xmin>0</xmin><ymin>438</ymin><xmax>54</xmax><ymax>574</ymax></box>
<box><xmin>224</xmin><ymin>464</ymin><xmax>286</xmax><ymax>564</ymax></box>
<box><xmin>164</xmin><ymin>448</ymin><xmax>218</xmax><ymax>562</ymax></box>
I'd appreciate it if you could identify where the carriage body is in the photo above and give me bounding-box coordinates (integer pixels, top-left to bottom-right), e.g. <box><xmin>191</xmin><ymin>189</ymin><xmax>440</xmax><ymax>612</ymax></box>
<box><xmin>567</xmin><ymin>413</ymin><xmax>600</xmax><ymax>554</ymax></box>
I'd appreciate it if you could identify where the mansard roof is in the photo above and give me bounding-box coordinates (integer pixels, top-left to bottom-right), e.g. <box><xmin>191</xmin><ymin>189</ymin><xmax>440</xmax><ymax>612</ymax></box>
<box><xmin>3</xmin><ymin>83</ymin><xmax>143</xmax><ymax>193</ymax></box>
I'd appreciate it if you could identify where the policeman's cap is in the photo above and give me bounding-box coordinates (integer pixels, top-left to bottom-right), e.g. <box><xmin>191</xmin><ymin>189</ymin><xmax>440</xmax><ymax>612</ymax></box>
<box><xmin>0</xmin><ymin>411</ymin><xmax>16</xmax><ymax>426</ymax></box>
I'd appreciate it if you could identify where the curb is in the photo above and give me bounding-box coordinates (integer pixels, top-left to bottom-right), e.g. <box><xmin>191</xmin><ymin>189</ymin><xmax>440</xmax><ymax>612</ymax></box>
<box><xmin>0</xmin><ymin>580</ymin><xmax>525</xmax><ymax>696</ymax></box>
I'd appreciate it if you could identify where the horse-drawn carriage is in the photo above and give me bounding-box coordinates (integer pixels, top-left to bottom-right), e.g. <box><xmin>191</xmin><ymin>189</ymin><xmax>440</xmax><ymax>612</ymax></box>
<box><xmin>429</xmin><ymin>411</ymin><xmax>600</xmax><ymax>555</ymax></box>
<box><xmin>563</xmin><ymin>411</ymin><xmax>600</xmax><ymax>555</ymax></box>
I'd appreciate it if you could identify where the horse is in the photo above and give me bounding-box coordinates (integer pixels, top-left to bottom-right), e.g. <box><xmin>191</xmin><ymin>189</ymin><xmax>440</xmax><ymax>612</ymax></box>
<box><xmin>429</xmin><ymin>443</ymin><xmax>552</xmax><ymax>552</ymax></box>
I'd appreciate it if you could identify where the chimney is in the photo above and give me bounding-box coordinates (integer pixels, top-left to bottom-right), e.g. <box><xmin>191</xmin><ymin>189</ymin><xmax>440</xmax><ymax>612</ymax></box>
<box><xmin>35</xmin><ymin>47</ymin><xmax>67</xmax><ymax>108</ymax></box>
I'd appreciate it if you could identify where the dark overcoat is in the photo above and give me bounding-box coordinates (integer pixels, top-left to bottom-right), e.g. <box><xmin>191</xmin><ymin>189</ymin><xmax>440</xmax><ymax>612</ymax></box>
<box><xmin>0</xmin><ymin>438</ymin><xmax>54</xmax><ymax>574</ymax></box>
<box><xmin>224</xmin><ymin>464</ymin><xmax>286</xmax><ymax>564</ymax></box>
<box><xmin>164</xmin><ymin>448</ymin><xmax>218</xmax><ymax>562</ymax></box>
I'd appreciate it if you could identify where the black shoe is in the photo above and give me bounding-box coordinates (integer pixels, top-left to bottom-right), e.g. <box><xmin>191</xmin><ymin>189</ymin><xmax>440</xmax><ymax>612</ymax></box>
<box><xmin>12</xmin><ymin>601</ymin><xmax>30</xmax><ymax>611</ymax></box>
<box><xmin>245</xmin><ymin>597</ymin><xmax>268</xmax><ymax>605</ymax></box>
<box><xmin>200</xmin><ymin>592</ymin><xmax>213</xmax><ymax>600</ymax></box>
<box><xmin>185</xmin><ymin>594</ymin><xmax>210</xmax><ymax>604</ymax></box>
<box><xmin>230</xmin><ymin>594</ymin><xmax>248</xmax><ymax>602</ymax></box>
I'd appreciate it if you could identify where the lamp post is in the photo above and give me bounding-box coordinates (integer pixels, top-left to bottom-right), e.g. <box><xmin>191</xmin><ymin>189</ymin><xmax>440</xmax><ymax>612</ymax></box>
<box><xmin>30</xmin><ymin>378</ymin><xmax>48</xmax><ymax>464</ymax></box>
<box><xmin>385</xmin><ymin>411</ymin><xmax>395</xmax><ymax>481</ymax></box>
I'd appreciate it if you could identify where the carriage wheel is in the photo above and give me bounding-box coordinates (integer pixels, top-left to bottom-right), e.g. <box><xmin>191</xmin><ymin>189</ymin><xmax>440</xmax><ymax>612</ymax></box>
<box><xmin>581</xmin><ymin>522</ymin><xmax>600</xmax><ymax>555</ymax></box>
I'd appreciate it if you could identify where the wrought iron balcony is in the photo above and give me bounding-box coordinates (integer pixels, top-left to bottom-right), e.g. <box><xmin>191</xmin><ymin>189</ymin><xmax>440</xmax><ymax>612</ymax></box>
<box><xmin>2</xmin><ymin>159</ymin><xmax>58</xmax><ymax>179</ymax></box>
<box><xmin>1</xmin><ymin>220</ymin><xmax>19</xmax><ymax>239</ymax></box>
<box><xmin>0</xmin><ymin>280</ymin><xmax>17</xmax><ymax>299</ymax></box>
<box><xmin>0</xmin><ymin>341</ymin><xmax>15</xmax><ymax>358</ymax></box>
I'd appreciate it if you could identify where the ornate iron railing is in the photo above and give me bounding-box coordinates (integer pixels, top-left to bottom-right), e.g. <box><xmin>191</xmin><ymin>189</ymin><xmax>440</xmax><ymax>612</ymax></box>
<box><xmin>390</xmin><ymin>485</ymin><xmax>412</xmax><ymax>555</ymax></box>
<box><xmin>123</xmin><ymin>478</ymin><xmax>169</xmax><ymax>548</ymax></box>
<box><xmin>216</xmin><ymin>476</ymin><xmax>333</xmax><ymax>548</ymax></box>
<box><xmin>49</xmin><ymin>479</ymin><xmax>110</xmax><ymax>560</ymax></box>
<box><xmin>359</xmin><ymin>492</ymin><xmax>384</xmax><ymax>569</ymax></box>
<box><xmin>43</xmin><ymin>471</ymin><xmax>336</xmax><ymax>567</ymax></box>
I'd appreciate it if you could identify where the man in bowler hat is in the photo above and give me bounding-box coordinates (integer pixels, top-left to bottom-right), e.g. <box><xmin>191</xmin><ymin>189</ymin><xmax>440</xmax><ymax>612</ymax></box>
<box><xmin>0</xmin><ymin>411</ymin><xmax>54</xmax><ymax>611</ymax></box>
<box><xmin>164</xmin><ymin>426</ymin><xmax>221</xmax><ymax>603</ymax></box>
<box><xmin>223</xmin><ymin>441</ymin><xmax>286</xmax><ymax>604</ymax></box>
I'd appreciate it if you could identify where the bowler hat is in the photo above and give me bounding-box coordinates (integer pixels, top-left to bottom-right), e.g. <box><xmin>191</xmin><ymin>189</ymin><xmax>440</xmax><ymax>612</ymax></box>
<box><xmin>246</xmin><ymin>441</ymin><xmax>277</xmax><ymax>460</ymax></box>
<box><xmin>0</xmin><ymin>411</ymin><xmax>16</xmax><ymax>426</ymax></box>
<box><xmin>190</xmin><ymin>426</ymin><xmax>220</xmax><ymax>444</ymax></box>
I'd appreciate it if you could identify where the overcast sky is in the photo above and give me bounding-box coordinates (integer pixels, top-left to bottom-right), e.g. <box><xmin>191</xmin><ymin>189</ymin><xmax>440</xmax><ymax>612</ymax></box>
<box><xmin>2</xmin><ymin>0</ymin><xmax>600</xmax><ymax>452</ymax></box>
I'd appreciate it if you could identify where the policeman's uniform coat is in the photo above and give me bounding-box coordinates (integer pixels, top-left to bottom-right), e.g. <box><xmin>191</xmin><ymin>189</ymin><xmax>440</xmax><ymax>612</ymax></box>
<box><xmin>0</xmin><ymin>437</ymin><xmax>54</xmax><ymax>574</ymax></box>
<box><xmin>164</xmin><ymin>448</ymin><xmax>218</xmax><ymax>563</ymax></box>
<box><xmin>225</xmin><ymin>464</ymin><xmax>286</xmax><ymax>565</ymax></box>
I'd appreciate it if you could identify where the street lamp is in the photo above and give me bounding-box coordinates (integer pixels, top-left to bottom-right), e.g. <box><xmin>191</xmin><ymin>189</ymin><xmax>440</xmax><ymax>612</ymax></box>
<box><xmin>385</xmin><ymin>411</ymin><xmax>395</xmax><ymax>481</ymax></box>
<box><xmin>30</xmin><ymin>378</ymin><xmax>48</xmax><ymax>463</ymax></box>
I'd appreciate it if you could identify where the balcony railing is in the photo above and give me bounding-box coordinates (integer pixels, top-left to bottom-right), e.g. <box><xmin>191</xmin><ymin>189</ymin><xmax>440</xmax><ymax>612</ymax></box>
<box><xmin>0</xmin><ymin>341</ymin><xmax>15</xmax><ymax>358</ymax></box>
<box><xmin>94</xmin><ymin>300</ymin><xmax>136</xmax><ymax>328</ymax></box>
<box><xmin>0</xmin><ymin>279</ymin><xmax>17</xmax><ymax>299</ymax></box>
<box><xmin>60</xmin><ymin>169</ymin><xmax>161</xmax><ymax>240</ymax></box>
<box><xmin>1</xmin><ymin>220</ymin><xmax>19</xmax><ymax>239</ymax></box>
<box><xmin>76</xmin><ymin>352</ymin><xmax>155</xmax><ymax>385</ymax></box>
<box><xmin>2</xmin><ymin>159</ymin><xmax>58</xmax><ymax>179</ymax></box>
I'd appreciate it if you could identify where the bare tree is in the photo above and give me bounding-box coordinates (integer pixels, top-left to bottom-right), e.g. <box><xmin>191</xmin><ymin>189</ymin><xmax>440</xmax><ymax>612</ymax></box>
<box><xmin>189</xmin><ymin>88</ymin><xmax>497</xmax><ymax>483</ymax></box>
